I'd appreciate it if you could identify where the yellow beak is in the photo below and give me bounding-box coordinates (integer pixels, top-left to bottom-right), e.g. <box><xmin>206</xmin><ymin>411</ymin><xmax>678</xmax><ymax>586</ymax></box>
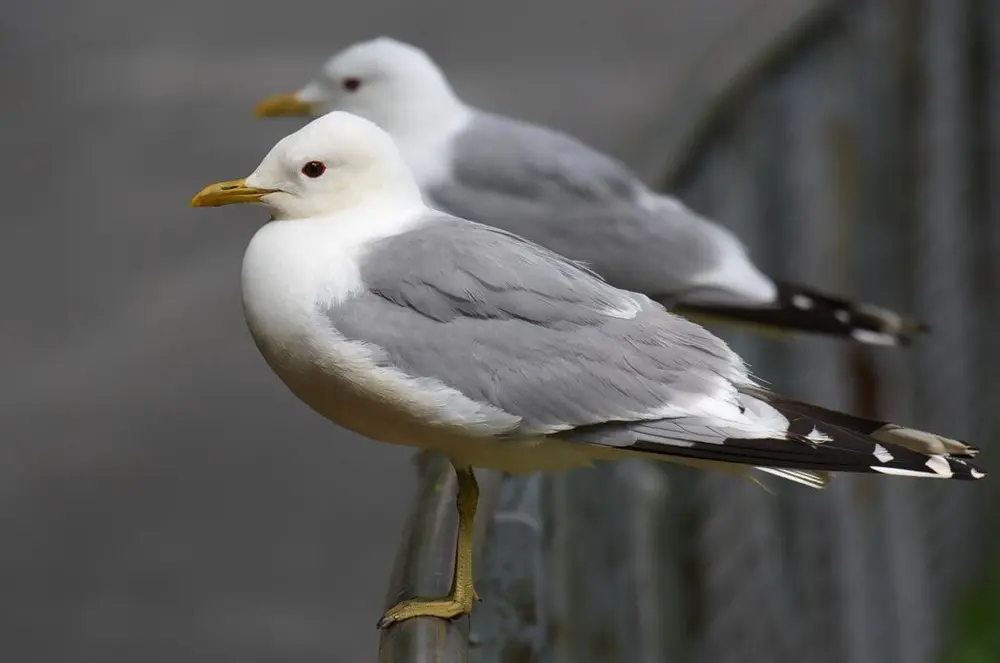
<box><xmin>189</xmin><ymin>179</ymin><xmax>277</xmax><ymax>207</ymax></box>
<box><xmin>254</xmin><ymin>93</ymin><xmax>318</xmax><ymax>117</ymax></box>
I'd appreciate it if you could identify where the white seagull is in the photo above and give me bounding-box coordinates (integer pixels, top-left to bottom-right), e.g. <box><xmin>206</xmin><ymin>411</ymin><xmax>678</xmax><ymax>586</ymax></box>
<box><xmin>254</xmin><ymin>37</ymin><xmax>927</xmax><ymax>346</ymax></box>
<box><xmin>190</xmin><ymin>111</ymin><xmax>982</xmax><ymax>629</ymax></box>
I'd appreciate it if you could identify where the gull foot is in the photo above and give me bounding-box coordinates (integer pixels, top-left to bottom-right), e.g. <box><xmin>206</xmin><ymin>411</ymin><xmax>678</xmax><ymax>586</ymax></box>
<box><xmin>377</xmin><ymin>594</ymin><xmax>476</xmax><ymax>629</ymax></box>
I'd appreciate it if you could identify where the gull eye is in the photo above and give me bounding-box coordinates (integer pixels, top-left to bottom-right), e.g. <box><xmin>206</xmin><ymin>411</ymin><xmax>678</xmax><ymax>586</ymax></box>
<box><xmin>301</xmin><ymin>161</ymin><xmax>326</xmax><ymax>178</ymax></box>
<box><xmin>342</xmin><ymin>77</ymin><xmax>362</xmax><ymax>91</ymax></box>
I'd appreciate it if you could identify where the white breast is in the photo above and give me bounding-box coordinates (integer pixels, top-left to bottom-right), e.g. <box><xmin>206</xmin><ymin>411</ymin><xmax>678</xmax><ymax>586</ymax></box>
<box><xmin>241</xmin><ymin>220</ymin><xmax>360</xmax><ymax>364</ymax></box>
<box><xmin>241</xmin><ymin>208</ymin><xmax>425</xmax><ymax>359</ymax></box>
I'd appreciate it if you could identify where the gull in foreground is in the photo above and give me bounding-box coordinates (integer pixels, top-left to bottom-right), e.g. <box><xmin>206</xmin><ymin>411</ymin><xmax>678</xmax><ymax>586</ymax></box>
<box><xmin>254</xmin><ymin>37</ymin><xmax>927</xmax><ymax>346</ymax></box>
<box><xmin>190</xmin><ymin>112</ymin><xmax>983</xmax><ymax>628</ymax></box>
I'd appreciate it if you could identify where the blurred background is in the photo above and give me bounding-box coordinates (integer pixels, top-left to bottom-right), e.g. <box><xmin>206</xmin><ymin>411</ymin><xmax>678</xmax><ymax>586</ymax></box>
<box><xmin>0</xmin><ymin>0</ymin><xmax>996</xmax><ymax>662</ymax></box>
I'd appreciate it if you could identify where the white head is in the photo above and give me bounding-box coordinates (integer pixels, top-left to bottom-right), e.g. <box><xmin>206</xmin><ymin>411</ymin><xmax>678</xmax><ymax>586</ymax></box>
<box><xmin>255</xmin><ymin>37</ymin><xmax>467</xmax><ymax>138</ymax></box>
<box><xmin>190</xmin><ymin>111</ymin><xmax>422</xmax><ymax>220</ymax></box>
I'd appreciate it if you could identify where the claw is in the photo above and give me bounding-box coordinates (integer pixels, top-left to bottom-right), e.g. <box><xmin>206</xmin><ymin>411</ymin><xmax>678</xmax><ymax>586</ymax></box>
<box><xmin>377</xmin><ymin>595</ymin><xmax>475</xmax><ymax>629</ymax></box>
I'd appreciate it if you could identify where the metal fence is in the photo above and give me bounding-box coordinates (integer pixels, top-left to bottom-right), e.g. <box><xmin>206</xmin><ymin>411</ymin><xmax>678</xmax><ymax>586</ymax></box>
<box><xmin>378</xmin><ymin>1</ymin><xmax>999</xmax><ymax>661</ymax></box>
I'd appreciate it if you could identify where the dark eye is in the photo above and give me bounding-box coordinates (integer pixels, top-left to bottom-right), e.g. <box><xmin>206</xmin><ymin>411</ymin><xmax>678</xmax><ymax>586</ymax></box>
<box><xmin>301</xmin><ymin>161</ymin><xmax>326</xmax><ymax>178</ymax></box>
<box><xmin>342</xmin><ymin>77</ymin><xmax>361</xmax><ymax>91</ymax></box>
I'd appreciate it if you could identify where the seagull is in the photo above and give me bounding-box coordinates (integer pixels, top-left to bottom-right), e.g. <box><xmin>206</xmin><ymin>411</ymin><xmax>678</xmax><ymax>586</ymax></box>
<box><xmin>190</xmin><ymin>111</ymin><xmax>983</xmax><ymax>629</ymax></box>
<box><xmin>253</xmin><ymin>37</ymin><xmax>927</xmax><ymax>346</ymax></box>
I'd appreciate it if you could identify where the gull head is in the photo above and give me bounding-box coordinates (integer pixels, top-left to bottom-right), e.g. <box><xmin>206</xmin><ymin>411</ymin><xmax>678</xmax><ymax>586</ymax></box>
<box><xmin>191</xmin><ymin>111</ymin><xmax>422</xmax><ymax>220</ymax></box>
<box><xmin>254</xmin><ymin>37</ymin><xmax>464</xmax><ymax>134</ymax></box>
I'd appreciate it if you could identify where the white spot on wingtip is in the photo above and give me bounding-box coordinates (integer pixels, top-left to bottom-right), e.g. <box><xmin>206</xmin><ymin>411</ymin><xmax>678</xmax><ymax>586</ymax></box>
<box><xmin>925</xmin><ymin>455</ymin><xmax>953</xmax><ymax>478</ymax></box>
<box><xmin>872</xmin><ymin>443</ymin><xmax>894</xmax><ymax>463</ymax></box>
<box><xmin>806</xmin><ymin>426</ymin><xmax>832</xmax><ymax>444</ymax></box>
<box><xmin>851</xmin><ymin>329</ymin><xmax>898</xmax><ymax>346</ymax></box>
<box><xmin>792</xmin><ymin>294</ymin><xmax>814</xmax><ymax>310</ymax></box>
<box><xmin>871</xmin><ymin>466</ymin><xmax>947</xmax><ymax>479</ymax></box>
<box><xmin>971</xmin><ymin>468</ymin><xmax>986</xmax><ymax>479</ymax></box>
<box><xmin>856</xmin><ymin>304</ymin><xmax>902</xmax><ymax>330</ymax></box>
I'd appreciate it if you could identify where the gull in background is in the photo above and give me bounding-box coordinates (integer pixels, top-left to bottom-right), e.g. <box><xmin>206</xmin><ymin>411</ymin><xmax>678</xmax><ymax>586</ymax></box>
<box><xmin>254</xmin><ymin>37</ymin><xmax>927</xmax><ymax>346</ymax></box>
<box><xmin>190</xmin><ymin>112</ymin><xmax>982</xmax><ymax>628</ymax></box>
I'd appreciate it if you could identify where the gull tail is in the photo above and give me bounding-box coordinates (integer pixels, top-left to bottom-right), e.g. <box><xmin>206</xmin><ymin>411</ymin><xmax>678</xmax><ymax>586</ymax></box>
<box><xmin>567</xmin><ymin>388</ymin><xmax>984</xmax><ymax>487</ymax></box>
<box><xmin>672</xmin><ymin>281</ymin><xmax>929</xmax><ymax>347</ymax></box>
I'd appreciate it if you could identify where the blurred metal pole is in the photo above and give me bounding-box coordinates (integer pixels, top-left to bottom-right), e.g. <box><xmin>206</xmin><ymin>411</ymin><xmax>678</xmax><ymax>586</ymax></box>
<box><xmin>469</xmin><ymin>473</ymin><xmax>545</xmax><ymax>663</ymax></box>
<box><xmin>912</xmin><ymin>0</ymin><xmax>978</xmax><ymax>621</ymax></box>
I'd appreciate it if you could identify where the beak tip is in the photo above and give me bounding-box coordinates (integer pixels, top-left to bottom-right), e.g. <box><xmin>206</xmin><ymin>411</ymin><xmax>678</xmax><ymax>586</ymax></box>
<box><xmin>189</xmin><ymin>190</ymin><xmax>214</xmax><ymax>208</ymax></box>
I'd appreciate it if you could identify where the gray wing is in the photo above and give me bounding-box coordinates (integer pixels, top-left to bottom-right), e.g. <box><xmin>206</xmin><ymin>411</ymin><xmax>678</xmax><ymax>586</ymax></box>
<box><xmin>330</xmin><ymin>215</ymin><xmax>751</xmax><ymax>435</ymax></box>
<box><xmin>328</xmin><ymin>216</ymin><xmax>983</xmax><ymax>484</ymax></box>
<box><xmin>431</xmin><ymin>113</ymin><xmax>776</xmax><ymax>302</ymax></box>
<box><xmin>444</xmin><ymin>112</ymin><xmax>643</xmax><ymax>205</ymax></box>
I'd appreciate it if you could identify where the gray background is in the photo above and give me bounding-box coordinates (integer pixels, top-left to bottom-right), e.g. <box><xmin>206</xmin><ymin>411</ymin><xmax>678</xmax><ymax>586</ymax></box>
<box><xmin>1</xmin><ymin>1</ymin><xmax>768</xmax><ymax>661</ymax></box>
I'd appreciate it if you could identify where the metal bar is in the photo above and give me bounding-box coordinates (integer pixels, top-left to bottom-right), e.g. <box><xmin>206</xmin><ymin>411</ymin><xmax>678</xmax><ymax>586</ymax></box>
<box><xmin>378</xmin><ymin>452</ymin><xmax>502</xmax><ymax>663</ymax></box>
<box><xmin>911</xmin><ymin>0</ymin><xmax>978</xmax><ymax>629</ymax></box>
<box><xmin>540</xmin><ymin>464</ymin><xmax>636</xmax><ymax>663</ymax></box>
<box><xmin>469</xmin><ymin>474</ymin><xmax>545</xmax><ymax>663</ymax></box>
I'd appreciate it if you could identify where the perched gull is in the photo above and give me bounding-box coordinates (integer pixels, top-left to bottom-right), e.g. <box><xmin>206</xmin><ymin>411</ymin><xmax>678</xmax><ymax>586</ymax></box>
<box><xmin>190</xmin><ymin>112</ymin><xmax>983</xmax><ymax>628</ymax></box>
<box><xmin>253</xmin><ymin>37</ymin><xmax>927</xmax><ymax>347</ymax></box>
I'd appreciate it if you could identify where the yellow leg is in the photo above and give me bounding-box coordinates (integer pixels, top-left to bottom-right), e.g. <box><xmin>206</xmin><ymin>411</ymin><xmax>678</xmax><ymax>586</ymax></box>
<box><xmin>377</xmin><ymin>463</ymin><xmax>480</xmax><ymax>629</ymax></box>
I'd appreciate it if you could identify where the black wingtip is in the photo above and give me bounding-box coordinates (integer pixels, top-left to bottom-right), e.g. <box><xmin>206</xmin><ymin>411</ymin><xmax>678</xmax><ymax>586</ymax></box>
<box><xmin>670</xmin><ymin>281</ymin><xmax>927</xmax><ymax>347</ymax></box>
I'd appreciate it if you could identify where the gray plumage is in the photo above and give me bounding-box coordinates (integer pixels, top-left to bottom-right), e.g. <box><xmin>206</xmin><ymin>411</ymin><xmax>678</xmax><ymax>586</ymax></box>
<box><xmin>439</xmin><ymin>112</ymin><xmax>641</xmax><ymax>205</ymax></box>
<box><xmin>430</xmin><ymin>112</ymin><xmax>745</xmax><ymax>302</ymax></box>
<box><xmin>332</xmin><ymin>215</ymin><xmax>748</xmax><ymax>435</ymax></box>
